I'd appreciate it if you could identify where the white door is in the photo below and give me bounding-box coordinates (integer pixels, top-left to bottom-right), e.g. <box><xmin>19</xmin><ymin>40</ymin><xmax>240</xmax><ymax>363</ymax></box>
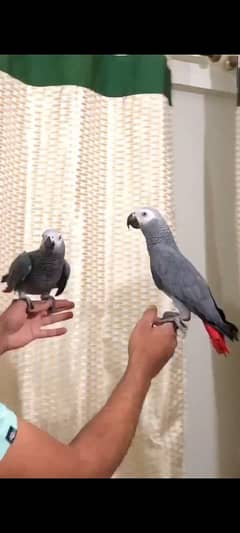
<box><xmin>169</xmin><ymin>56</ymin><xmax>240</xmax><ymax>477</ymax></box>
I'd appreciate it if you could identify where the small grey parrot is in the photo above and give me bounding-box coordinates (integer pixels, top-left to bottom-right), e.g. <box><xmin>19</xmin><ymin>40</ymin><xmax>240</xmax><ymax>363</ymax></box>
<box><xmin>127</xmin><ymin>207</ymin><xmax>238</xmax><ymax>355</ymax></box>
<box><xmin>1</xmin><ymin>229</ymin><xmax>70</xmax><ymax>312</ymax></box>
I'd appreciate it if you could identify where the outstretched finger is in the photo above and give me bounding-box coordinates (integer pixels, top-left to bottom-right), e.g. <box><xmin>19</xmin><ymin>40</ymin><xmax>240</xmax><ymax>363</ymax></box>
<box><xmin>41</xmin><ymin>311</ymin><xmax>73</xmax><ymax>326</ymax></box>
<box><xmin>29</xmin><ymin>301</ymin><xmax>54</xmax><ymax>314</ymax></box>
<box><xmin>51</xmin><ymin>300</ymin><xmax>75</xmax><ymax>312</ymax></box>
<box><xmin>31</xmin><ymin>300</ymin><xmax>74</xmax><ymax>314</ymax></box>
<box><xmin>38</xmin><ymin>327</ymin><xmax>67</xmax><ymax>338</ymax></box>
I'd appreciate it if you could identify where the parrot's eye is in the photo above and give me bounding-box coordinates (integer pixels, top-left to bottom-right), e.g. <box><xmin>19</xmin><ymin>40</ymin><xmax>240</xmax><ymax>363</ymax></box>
<box><xmin>59</xmin><ymin>235</ymin><xmax>61</xmax><ymax>240</ymax></box>
<box><xmin>142</xmin><ymin>211</ymin><xmax>147</xmax><ymax>217</ymax></box>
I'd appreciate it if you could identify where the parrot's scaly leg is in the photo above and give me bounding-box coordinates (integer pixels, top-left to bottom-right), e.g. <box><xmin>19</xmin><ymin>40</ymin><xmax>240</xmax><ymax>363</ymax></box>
<box><xmin>153</xmin><ymin>311</ymin><xmax>188</xmax><ymax>336</ymax></box>
<box><xmin>17</xmin><ymin>291</ymin><xmax>34</xmax><ymax>313</ymax></box>
<box><xmin>41</xmin><ymin>294</ymin><xmax>56</xmax><ymax>312</ymax></box>
<box><xmin>155</xmin><ymin>299</ymin><xmax>191</xmax><ymax>336</ymax></box>
<box><xmin>172</xmin><ymin>298</ymin><xmax>191</xmax><ymax>322</ymax></box>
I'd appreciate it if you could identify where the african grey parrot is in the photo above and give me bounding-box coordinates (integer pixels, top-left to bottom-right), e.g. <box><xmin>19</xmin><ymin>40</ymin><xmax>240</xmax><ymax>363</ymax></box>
<box><xmin>1</xmin><ymin>229</ymin><xmax>70</xmax><ymax>312</ymax></box>
<box><xmin>127</xmin><ymin>207</ymin><xmax>238</xmax><ymax>355</ymax></box>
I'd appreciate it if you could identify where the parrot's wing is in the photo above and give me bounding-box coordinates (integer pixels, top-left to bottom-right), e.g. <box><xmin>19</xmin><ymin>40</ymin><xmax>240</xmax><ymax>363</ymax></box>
<box><xmin>150</xmin><ymin>245</ymin><xmax>220</xmax><ymax>323</ymax></box>
<box><xmin>55</xmin><ymin>260</ymin><xmax>71</xmax><ymax>296</ymax></box>
<box><xmin>4</xmin><ymin>251</ymin><xmax>32</xmax><ymax>291</ymax></box>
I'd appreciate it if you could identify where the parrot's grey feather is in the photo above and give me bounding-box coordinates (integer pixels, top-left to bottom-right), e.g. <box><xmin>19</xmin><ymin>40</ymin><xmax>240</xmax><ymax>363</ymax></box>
<box><xmin>55</xmin><ymin>261</ymin><xmax>71</xmax><ymax>296</ymax></box>
<box><xmin>3</xmin><ymin>251</ymin><xmax>32</xmax><ymax>291</ymax></box>
<box><xmin>150</xmin><ymin>245</ymin><xmax>227</xmax><ymax>331</ymax></box>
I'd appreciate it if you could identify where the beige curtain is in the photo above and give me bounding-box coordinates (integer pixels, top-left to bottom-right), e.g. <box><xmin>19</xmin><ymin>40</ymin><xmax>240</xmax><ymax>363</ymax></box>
<box><xmin>0</xmin><ymin>70</ymin><xmax>184</xmax><ymax>477</ymax></box>
<box><xmin>236</xmin><ymin>59</ymin><xmax>240</xmax><ymax>283</ymax></box>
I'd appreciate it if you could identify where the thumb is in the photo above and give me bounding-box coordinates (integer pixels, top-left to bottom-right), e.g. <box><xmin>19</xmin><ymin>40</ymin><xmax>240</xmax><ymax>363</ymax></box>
<box><xmin>141</xmin><ymin>305</ymin><xmax>158</xmax><ymax>323</ymax></box>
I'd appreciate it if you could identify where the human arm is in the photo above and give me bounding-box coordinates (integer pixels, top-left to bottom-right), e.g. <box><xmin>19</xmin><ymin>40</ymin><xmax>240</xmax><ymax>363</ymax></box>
<box><xmin>69</xmin><ymin>305</ymin><xmax>177</xmax><ymax>477</ymax></box>
<box><xmin>0</xmin><ymin>305</ymin><xmax>177</xmax><ymax>478</ymax></box>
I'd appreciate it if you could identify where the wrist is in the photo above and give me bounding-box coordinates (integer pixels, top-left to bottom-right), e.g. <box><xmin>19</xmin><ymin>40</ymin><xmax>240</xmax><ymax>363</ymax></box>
<box><xmin>125</xmin><ymin>356</ymin><xmax>152</xmax><ymax>391</ymax></box>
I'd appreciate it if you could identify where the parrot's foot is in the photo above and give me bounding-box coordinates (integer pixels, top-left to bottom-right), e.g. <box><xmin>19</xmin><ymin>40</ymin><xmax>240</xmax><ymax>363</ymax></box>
<box><xmin>153</xmin><ymin>311</ymin><xmax>188</xmax><ymax>336</ymax></box>
<box><xmin>17</xmin><ymin>295</ymin><xmax>34</xmax><ymax>313</ymax></box>
<box><xmin>41</xmin><ymin>294</ymin><xmax>56</xmax><ymax>312</ymax></box>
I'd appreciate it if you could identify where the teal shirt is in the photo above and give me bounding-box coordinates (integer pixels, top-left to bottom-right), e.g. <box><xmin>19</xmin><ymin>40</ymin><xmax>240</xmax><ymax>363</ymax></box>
<box><xmin>0</xmin><ymin>403</ymin><xmax>18</xmax><ymax>460</ymax></box>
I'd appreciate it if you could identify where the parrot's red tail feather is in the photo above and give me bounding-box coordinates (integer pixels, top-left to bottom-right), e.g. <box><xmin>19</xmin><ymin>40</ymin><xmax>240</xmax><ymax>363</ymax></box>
<box><xmin>203</xmin><ymin>322</ymin><xmax>229</xmax><ymax>355</ymax></box>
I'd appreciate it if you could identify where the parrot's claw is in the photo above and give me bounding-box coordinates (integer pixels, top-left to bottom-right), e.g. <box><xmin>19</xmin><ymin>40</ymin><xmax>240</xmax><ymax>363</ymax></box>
<box><xmin>153</xmin><ymin>311</ymin><xmax>188</xmax><ymax>336</ymax></box>
<box><xmin>174</xmin><ymin>318</ymin><xmax>188</xmax><ymax>336</ymax></box>
<box><xmin>18</xmin><ymin>296</ymin><xmax>34</xmax><ymax>313</ymax></box>
<box><xmin>41</xmin><ymin>294</ymin><xmax>56</xmax><ymax>312</ymax></box>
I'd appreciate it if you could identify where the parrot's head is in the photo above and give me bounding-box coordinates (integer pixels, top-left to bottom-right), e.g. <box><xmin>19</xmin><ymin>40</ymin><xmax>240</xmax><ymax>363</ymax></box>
<box><xmin>41</xmin><ymin>229</ymin><xmax>65</xmax><ymax>255</ymax></box>
<box><xmin>127</xmin><ymin>207</ymin><xmax>163</xmax><ymax>230</ymax></box>
<box><xmin>127</xmin><ymin>207</ymin><xmax>175</xmax><ymax>248</ymax></box>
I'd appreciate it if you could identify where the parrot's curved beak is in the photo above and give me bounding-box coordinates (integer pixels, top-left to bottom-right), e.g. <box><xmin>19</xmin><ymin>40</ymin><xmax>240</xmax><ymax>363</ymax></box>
<box><xmin>45</xmin><ymin>236</ymin><xmax>55</xmax><ymax>250</ymax></box>
<box><xmin>127</xmin><ymin>212</ymin><xmax>140</xmax><ymax>229</ymax></box>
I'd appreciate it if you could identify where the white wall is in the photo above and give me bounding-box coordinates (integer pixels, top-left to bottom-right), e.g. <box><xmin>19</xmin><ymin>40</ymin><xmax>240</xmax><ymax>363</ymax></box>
<box><xmin>172</xmin><ymin>81</ymin><xmax>240</xmax><ymax>477</ymax></box>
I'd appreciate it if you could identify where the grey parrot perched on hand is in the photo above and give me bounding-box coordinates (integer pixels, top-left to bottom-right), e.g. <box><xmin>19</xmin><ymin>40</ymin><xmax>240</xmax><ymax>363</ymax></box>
<box><xmin>1</xmin><ymin>229</ymin><xmax>70</xmax><ymax>312</ymax></box>
<box><xmin>127</xmin><ymin>207</ymin><xmax>238</xmax><ymax>355</ymax></box>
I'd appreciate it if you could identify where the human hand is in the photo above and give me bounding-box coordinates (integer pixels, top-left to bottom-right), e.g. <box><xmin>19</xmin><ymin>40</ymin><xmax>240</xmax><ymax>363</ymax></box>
<box><xmin>128</xmin><ymin>305</ymin><xmax>177</xmax><ymax>382</ymax></box>
<box><xmin>0</xmin><ymin>299</ymin><xmax>74</xmax><ymax>355</ymax></box>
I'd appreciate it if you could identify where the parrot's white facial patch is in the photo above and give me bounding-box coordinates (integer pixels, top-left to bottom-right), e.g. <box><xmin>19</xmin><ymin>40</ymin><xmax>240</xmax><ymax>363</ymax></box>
<box><xmin>135</xmin><ymin>208</ymin><xmax>157</xmax><ymax>226</ymax></box>
<box><xmin>41</xmin><ymin>229</ymin><xmax>63</xmax><ymax>249</ymax></box>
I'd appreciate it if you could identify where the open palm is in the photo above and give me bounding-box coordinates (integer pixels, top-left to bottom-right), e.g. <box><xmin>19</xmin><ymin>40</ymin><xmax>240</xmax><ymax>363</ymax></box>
<box><xmin>0</xmin><ymin>299</ymin><xmax>74</xmax><ymax>354</ymax></box>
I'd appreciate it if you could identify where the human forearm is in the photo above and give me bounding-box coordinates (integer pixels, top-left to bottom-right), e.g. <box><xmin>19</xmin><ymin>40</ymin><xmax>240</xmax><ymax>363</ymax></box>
<box><xmin>0</xmin><ymin>365</ymin><xmax>150</xmax><ymax>479</ymax></box>
<box><xmin>69</xmin><ymin>363</ymin><xmax>151</xmax><ymax>477</ymax></box>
